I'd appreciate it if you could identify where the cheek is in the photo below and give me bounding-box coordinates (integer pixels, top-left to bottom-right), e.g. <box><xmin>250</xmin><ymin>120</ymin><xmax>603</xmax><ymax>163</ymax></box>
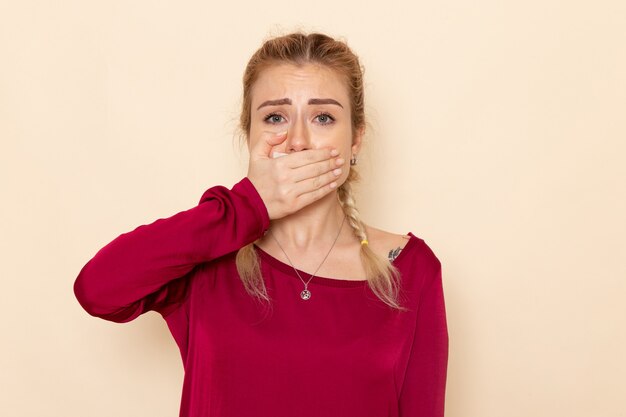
<box><xmin>249</xmin><ymin>121</ymin><xmax>264</xmax><ymax>139</ymax></box>
<box><xmin>248</xmin><ymin>122</ymin><xmax>283</xmax><ymax>153</ymax></box>
<box><xmin>312</xmin><ymin>126</ymin><xmax>352</xmax><ymax>149</ymax></box>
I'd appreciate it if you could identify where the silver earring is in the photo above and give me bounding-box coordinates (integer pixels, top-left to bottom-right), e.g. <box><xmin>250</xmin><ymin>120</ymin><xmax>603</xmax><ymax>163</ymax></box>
<box><xmin>350</xmin><ymin>155</ymin><xmax>357</xmax><ymax>166</ymax></box>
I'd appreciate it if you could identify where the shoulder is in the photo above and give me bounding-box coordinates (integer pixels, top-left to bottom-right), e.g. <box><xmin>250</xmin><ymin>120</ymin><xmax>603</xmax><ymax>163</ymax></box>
<box><xmin>365</xmin><ymin>225</ymin><xmax>441</xmax><ymax>270</ymax></box>
<box><xmin>364</xmin><ymin>225</ymin><xmax>412</xmax><ymax>261</ymax></box>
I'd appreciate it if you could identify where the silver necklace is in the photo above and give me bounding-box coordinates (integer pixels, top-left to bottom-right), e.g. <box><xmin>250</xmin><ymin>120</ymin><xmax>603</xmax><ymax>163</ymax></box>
<box><xmin>270</xmin><ymin>215</ymin><xmax>346</xmax><ymax>300</ymax></box>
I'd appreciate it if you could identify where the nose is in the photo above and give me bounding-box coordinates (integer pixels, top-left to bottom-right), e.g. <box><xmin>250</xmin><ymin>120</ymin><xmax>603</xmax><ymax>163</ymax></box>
<box><xmin>285</xmin><ymin>117</ymin><xmax>311</xmax><ymax>153</ymax></box>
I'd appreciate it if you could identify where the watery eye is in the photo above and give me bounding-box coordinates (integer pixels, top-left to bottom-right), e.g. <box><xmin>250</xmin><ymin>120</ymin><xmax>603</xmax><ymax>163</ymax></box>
<box><xmin>265</xmin><ymin>114</ymin><xmax>285</xmax><ymax>124</ymax></box>
<box><xmin>316</xmin><ymin>113</ymin><xmax>335</xmax><ymax>125</ymax></box>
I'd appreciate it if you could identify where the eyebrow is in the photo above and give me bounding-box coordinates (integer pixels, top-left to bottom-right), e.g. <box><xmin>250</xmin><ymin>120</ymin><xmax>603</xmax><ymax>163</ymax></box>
<box><xmin>256</xmin><ymin>98</ymin><xmax>344</xmax><ymax>110</ymax></box>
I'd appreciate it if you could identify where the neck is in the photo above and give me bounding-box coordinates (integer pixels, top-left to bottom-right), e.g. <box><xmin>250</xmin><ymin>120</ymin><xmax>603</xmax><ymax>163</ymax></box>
<box><xmin>266</xmin><ymin>191</ymin><xmax>349</xmax><ymax>250</ymax></box>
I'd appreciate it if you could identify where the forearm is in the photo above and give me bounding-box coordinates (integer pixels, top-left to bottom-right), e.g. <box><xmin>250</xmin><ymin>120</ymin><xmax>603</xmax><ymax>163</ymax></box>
<box><xmin>73</xmin><ymin>177</ymin><xmax>269</xmax><ymax>321</ymax></box>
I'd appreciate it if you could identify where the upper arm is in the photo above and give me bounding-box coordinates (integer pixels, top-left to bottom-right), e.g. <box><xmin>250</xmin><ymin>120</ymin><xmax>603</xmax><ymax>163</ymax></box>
<box><xmin>398</xmin><ymin>259</ymin><xmax>449</xmax><ymax>416</ymax></box>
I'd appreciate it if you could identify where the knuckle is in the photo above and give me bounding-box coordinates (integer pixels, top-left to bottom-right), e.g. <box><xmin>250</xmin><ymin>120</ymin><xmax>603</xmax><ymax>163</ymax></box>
<box><xmin>277</xmin><ymin>187</ymin><xmax>290</xmax><ymax>200</ymax></box>
<box><xmin>277</xmin><ymin>172</ymin><xmax>289</xmax><ymax>183</ymax></box>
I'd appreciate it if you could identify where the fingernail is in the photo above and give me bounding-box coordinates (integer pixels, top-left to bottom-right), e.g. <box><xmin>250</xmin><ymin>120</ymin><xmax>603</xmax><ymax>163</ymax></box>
<box><xmin>330</xmin><ymin>182</ymin><xmax>338</xmax><ymax>189</ymax></box>
<box><xmin>333</xmin><ymin>168</ymin><xmax>342</xmax><ymax>176</ymax></box>
<box><xmin>277</xmin><ymin>131</ymin><xmax>287</xmax><ymax>136</ymax></box>
<box><xmin>330</xmin><ymin>149</ymin><xmax>339</xmax><ymax>156</ymax></box>
<box><xmin>335</xmin><ymin>158</ymin><xmax>345</xmax><ymax>165</ymax></box>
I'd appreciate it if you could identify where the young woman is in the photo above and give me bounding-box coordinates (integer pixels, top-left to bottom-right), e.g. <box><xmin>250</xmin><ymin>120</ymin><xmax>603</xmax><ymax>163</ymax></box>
<box><xmin>74</xmin><ymin>31</ymin><xmax>449</xmax><ymax>417</ymax></box>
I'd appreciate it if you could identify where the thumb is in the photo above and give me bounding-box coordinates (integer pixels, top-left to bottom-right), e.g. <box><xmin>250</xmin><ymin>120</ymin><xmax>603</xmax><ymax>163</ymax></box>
<box><xmin>252</xmin><ymin>130</ymin><xmax>288</xmax><ymax>159</ymax></box>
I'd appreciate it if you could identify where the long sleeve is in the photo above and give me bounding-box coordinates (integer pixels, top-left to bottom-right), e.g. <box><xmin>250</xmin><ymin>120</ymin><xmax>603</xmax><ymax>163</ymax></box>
<box><xmin>398</xmin><ymin>261</ymin><xmax>449</xmax><ymax>417</ymax></box>
<box><xmin>73</xmin><ymin>177</ymin><xmax>269</xmax><ymax>323</ymax></box>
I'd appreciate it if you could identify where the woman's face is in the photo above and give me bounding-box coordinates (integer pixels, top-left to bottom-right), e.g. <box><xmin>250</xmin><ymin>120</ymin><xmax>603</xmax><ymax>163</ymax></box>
<box><xmin>248</xmin><ymin>63</ymin><xmax>362</xmax><ymax>183</ymax></box>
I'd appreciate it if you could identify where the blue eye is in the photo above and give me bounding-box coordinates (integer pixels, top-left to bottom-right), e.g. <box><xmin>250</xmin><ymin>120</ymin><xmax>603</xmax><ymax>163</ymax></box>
<box><xmin>264</xmin><ymin>113</ymin><xmax>285</xmax><ymax>124</ymax></box>
<box><xmin>315</xmin><ymin>112</ymin><xmax>335</xmax><ymax>125</ymax></box>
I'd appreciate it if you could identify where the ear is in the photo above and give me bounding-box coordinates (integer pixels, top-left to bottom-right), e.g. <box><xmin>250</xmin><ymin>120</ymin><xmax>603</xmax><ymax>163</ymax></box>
<box><xmin>351</xmin><ymin>126</ymin><xmax>364</xmax><ymax>156</ymax></box>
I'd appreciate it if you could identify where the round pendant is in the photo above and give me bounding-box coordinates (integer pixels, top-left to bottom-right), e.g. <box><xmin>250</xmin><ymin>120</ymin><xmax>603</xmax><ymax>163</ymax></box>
<box><xmin>300</xmin><ymin>289</ymin><xmax>311</xmax><ymax>300</ymax></box>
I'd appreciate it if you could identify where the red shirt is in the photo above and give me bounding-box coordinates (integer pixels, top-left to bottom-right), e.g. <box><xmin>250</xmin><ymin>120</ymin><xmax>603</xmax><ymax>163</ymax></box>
<box><xmin>74</xmin><ymin>177</ymin><xmax>448</xmax><ymax>417</ymax></box>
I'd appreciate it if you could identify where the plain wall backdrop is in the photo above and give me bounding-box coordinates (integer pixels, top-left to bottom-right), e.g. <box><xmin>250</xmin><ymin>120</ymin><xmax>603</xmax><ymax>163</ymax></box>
<box><xmin>1</xmin><ymin>1</ymin><xmax>625</xmax><ymax>416</ymax></box>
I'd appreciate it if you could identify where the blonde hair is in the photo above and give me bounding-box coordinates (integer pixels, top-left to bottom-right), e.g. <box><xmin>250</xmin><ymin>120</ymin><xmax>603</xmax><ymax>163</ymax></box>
<box><xmin>236</xmin><ymin>31</ymin><xmax>407</xmax><ymax>311</ymax></box>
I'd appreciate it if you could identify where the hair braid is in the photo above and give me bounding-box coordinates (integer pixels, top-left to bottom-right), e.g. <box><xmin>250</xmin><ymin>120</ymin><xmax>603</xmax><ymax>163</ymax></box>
<box><xmin>336</xmin><ymin>170</ymin><xmax>407</xmax><ymax>311</ymax></box>
<box><xmin>336</xmin><ymin>170</ymin><xmax>367</xmax><ymax>243</ymax></box>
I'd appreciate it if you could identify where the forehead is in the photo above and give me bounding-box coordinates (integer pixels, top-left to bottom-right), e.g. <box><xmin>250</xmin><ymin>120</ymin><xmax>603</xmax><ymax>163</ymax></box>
<box><xmin>251</xmin><ymin>63</ymin><xmax>349</xmax><ymax>105</ymax></box>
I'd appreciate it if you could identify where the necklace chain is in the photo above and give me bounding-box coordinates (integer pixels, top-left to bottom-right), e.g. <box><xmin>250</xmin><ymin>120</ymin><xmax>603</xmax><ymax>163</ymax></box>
<box><xmin>270</xmin><ymin>215</ymin><xmax>346</xmax><ymax>300</ymax></box>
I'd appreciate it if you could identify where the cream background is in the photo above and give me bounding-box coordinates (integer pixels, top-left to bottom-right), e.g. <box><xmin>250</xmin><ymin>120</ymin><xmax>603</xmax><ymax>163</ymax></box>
<box><xmin>1</xmin><ymin>1</ymin><xmax>625</xmax><ymax>416</ymax></box>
